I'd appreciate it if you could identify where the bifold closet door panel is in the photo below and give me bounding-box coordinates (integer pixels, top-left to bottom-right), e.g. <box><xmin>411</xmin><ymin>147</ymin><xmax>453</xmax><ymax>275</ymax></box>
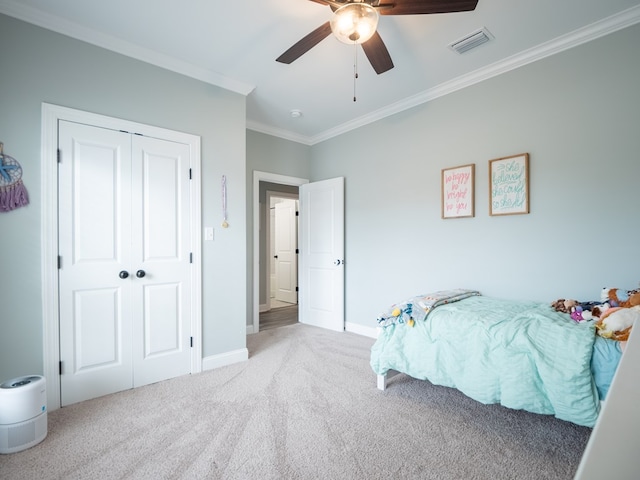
<box><xmin>130</xmin><ymin>135</ymin><xmax>192</xmax><ymax>387</ymax></box>
<box><xmin>58</xmin><ymin>121</ymin><xmax>134</xmax><ymax>406</ymax></box>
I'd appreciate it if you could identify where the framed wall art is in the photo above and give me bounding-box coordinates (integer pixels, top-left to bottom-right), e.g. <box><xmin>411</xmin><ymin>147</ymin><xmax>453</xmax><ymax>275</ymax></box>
<box><xmin>441</xmin><ymin>163</ymin><xmax>475</xmax><ymax>219</ymax></box>
<box><xmin>489</xmin><ymin>153</ymin><xmax>529</xmax><ymax>216</ymax></box>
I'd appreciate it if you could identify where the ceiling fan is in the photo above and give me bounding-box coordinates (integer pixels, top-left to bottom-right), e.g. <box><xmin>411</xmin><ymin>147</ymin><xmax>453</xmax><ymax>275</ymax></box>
<box><xmin>276</xmin><ymin>0</ymin><xmax>479</xmax><ymax>75</ymax></box>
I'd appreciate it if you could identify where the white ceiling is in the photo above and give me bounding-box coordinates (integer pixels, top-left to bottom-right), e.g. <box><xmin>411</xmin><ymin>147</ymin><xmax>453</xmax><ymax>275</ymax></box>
<box><xmin>2</xmin><ymin>0</ymin><xmax>640</xmax><ymax>144</ymax></box>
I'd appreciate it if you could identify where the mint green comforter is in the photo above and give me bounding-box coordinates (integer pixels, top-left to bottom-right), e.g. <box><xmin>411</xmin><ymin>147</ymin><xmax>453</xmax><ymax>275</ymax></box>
<box><xmin>370</xmin><ymin>295</ymin><xmax>600</xmax><ymax>426</ymax></box>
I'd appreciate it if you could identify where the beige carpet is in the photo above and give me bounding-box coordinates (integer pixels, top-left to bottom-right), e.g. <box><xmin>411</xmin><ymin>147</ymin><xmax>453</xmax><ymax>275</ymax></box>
<box><xmin>0</xmin><ymin>324</ymin><xmax>591</xmax><ymax>479</ymax></box>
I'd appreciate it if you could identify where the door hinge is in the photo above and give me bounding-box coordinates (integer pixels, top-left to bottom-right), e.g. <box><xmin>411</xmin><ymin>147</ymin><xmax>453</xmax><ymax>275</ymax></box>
<box><xmin>296</xmin><ymin>286</ymin><xmax>299</xmax><ymax>292</ymax></box>
<box><xmin>189</xmin><ymin>168</ymin><xmax>192</xmax><ymax>180</ymax></box>
<box><xmin>59</xmin><ymin>361</ymin><xmax>63</xmax><ymax>375</ymax></box>
<box><xmin>57</xmin><ymin>149</ymin><xmax>61</xmax><ymax>163</ymax></box>
<box><xmin>190</xmin><ymin>252</ymin><xmax>193</xmax><ymax>264</ymax></box>
<box><xmin>58</xmin><ymin>255</ymin><xmax>62</xmax><ymax>269</ymax></box>
<box><xmin>295</xmin><ymin>248</ymin><xmax>299</xmax><ymax>254</ymax></box>
<box><xmin>295</xmin><ymin>211</ymin><xmax>299</xmax><ymax>216</ymax></box>
<box><xmin>190</xmin><ymin>337</ymin><xmax>193</xmax><ymax>348</ymax></box>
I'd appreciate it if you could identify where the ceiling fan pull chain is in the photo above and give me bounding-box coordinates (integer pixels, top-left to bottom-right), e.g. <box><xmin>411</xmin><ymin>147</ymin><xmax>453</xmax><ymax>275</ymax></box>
<box><xmin>353</xmin><ymin>42</ymin><xmax>358</xmax><ymax>102</ymax></box>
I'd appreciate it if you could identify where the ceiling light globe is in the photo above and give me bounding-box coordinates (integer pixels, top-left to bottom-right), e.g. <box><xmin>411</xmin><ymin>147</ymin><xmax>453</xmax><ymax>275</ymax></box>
<box><xmin>330</xmin><ymin>3</ymin><xmax>379</xmax><ymax>45</ymax></box>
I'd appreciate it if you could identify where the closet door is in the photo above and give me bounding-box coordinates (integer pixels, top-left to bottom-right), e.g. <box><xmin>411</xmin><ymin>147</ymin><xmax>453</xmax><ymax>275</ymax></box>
<box><xmin>58</xmin><ymin>121</ymin><xmax>134</xmax><ymax>405</ymax></box>
<box><xmin>58</xmin><ymin>122</ymin><xmax>192</xmax><ymax>406</ymax></box>
<box><xmin>131</xmin><ymin>135</ymin><xmax>191</xmax><ymax>386</ymax></box>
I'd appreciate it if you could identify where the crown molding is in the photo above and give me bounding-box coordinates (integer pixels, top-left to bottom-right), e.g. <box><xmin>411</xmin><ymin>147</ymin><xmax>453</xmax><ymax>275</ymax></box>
<box><xmin>246</xmin><ymin>120</ymin><xmax>314</xmax><ymax>146</ymax></box>
<box><xmin>2</xmin><ymin>1</ymin><xmax>638</xmax><ymax>144</ymax></box>
<box><xmin>0</xmin><ymin>0</ymin><xmax>255</xmax><ymax>96</ymax></box>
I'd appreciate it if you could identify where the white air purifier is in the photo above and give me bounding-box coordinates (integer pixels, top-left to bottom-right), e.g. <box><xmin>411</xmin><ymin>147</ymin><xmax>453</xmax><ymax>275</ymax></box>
<box><xmin>0</xmin><ymin>375</ymin><xmax>47</xmax><ymax>454</ymax></box>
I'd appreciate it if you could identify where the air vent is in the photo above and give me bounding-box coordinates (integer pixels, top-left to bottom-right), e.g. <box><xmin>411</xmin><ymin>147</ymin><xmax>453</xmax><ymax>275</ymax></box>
<box><xmin>449</xmin><ymin>27</ymin><xmax>494</xmax><ymax>54</ymax></box>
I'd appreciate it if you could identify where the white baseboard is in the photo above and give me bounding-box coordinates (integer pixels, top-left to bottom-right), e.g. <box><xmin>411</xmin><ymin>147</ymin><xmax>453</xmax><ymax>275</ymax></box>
<box><xmin>259</xmin><ymin>303</ymin><xmax>269</xmax><ymax>313</ymax></box>
<box><xmin>345</xmin><ymin>322</ymin><xmax>378</xmax><ymax>339</ymax></box>
<box><xmin>202</xmin><ymin>348</ymin><xmax>248</xmax><ymax>371</ymax></box>
<box><xmin>246</xmin><ymin>324</ymin><xmax>255</xmax><ymax>335</ymax></box>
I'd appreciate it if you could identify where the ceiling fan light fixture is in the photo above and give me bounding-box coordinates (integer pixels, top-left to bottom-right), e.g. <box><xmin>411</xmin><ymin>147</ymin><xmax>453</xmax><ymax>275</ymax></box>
<box><xmin>330</xmin><ymin>3</ymin><xmax>379</xmax><ymax>45</ymax></box>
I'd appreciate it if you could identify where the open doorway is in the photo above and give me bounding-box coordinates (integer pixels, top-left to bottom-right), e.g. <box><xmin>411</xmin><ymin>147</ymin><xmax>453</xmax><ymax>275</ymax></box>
<box><xmin>252</xmin><ymin>172</ymin><xmax>346</xmax><ymax>335</ymax></box>
<box><xmin>267</xmin><ymin>192</ymin><xmax>299</xmax><ymax>311</ymax></box>
<box><xmin>252</xmin><ymin>172</ymin><xmax>308</xmax><ymax>334</ymax></box>
<box><xmin>261</xmin><ymin>192</ymin><xmax>299</xmax><ymax>331</ymax></box>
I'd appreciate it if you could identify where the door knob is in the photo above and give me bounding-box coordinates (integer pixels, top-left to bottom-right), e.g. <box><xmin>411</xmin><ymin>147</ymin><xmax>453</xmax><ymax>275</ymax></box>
<box><xmin>136</xmin><ymin>270</ymin><xmax>146</xmax><ymax>278</ymax></box>
<box><xmin>119</xmin><ymin>270</ymin><xmax>129</xmax><ymax>279</ymax></box>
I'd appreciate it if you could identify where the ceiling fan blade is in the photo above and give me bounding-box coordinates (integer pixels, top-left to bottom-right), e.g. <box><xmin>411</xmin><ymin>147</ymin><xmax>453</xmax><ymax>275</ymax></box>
<box><xmin>361</xmin><ymin>31</ymin><xmax>394</xmax><ymax>75</ymax></box>
<box><xmin>308</xmin><ymin>0</ymin><xmax>343</xmax><ymax>9</ymax></box>
<box><xmin>377</xmin><ymin>0</ymin><xmax>479</xmax><ymax>16</ymax></box>
<box><xmin>276</xmin><ymin>21</ymin><xmax>333</xmax><ymax>64</ymax></box>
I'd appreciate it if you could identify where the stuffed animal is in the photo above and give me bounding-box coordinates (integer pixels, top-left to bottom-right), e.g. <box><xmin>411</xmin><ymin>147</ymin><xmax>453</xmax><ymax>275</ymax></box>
<box><xmin>595</xmin><ymin>305</ymin><xmax>640</xmax><ymax>341</ymax></box>
<box><xmin>620</xmin><ymin>292</ymin><xmax>640</xmax><ymax>308</ymax></box>
<box><xmin>590</xmin><ymin>302</ymin><xmax>610</xmax><ymax>319</ymax></box>
<box><xmin>554</xmin><ymin>298</ymin><xmax>609</xmax><ymax>321</ymax></box>
<box><xmin>570</xmin><ymin>306</ymin><xmax>593</xmax><ymax>322</ymax></box>
<box><xmin>551</xmin><ymin>298</ymin><xmax>577</xmax><ymax>314</ymax></box>
<box><xmin>602</xmin><ymin>288</ymin><xmax>628</xmax><ymax>307</ymax></box>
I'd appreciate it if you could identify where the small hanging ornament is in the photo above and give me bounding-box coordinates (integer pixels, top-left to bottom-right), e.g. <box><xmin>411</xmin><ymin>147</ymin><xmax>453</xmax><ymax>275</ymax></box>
<box><xmin>221</xmin><ymin>175</ymin><xmax>229</xmax><ymax>228</ymax></box>
<box><xmin>0</xmin><ymin>142</ymin><xmax>29</xmax><ymax>212</ymax></box>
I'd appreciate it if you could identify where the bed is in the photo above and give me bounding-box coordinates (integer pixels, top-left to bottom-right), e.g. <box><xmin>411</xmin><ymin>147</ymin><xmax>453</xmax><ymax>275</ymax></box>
<box><xmin>370</xmin><ymin>289</ymin><xmax>623</xmax><ymax>427</ymax></box>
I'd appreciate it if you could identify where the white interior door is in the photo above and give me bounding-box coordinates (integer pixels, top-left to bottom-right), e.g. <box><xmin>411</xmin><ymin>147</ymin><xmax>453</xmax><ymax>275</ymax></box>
<box><xmin>58</xmin><ymin>121</ymin><xmax>192</xmax><ymax>406</ymax></box>
<box><xmin>274</xmin><ymin>200</ymin><xmax>298</xmax><ymax>304</ymax></box>
<box><xmin>58</xmin><ymin>122</ymin><xmax>134</xmax><ymax>405</ymax></box>
<box><xmin>130</xmin><ymin>135</ymin><xmax>192</xmax><ymax>386</ymax></box>
<box><xmin>299</xmin><ymin>177</ymin><xmax>344</xmax><ymax>332</ymax></box>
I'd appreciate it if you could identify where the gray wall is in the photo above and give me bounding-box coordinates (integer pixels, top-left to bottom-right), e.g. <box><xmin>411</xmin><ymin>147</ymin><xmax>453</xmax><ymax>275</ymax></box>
<box><xmin>0</xmin><ymin>14</ymin><xmax>247</xmax><ymax>382</ymax></box>
<box><xmin>309</xmin><ymin>24</ymin><xmax>640</xmax><ymax>328</ymax></box>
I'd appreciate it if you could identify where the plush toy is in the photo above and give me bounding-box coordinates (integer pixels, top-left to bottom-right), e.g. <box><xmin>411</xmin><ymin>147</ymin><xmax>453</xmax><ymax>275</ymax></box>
<box><xmin>595</xmin><ymin>305</ymin><xmax>640</xmax><ymax>341</ymax></box>
<box><xmin>554</xmin><ymin>297</ymin><xmax>610</xmax><ymax>321</ymax></box>
<box><xmin>570</xmin><ymin>306</ymin><xmax>593</xmax><ymax>322</ymax></box>
<box><xmin>620</xmin><ymin>292</ymin><xmax>640</xmax><ymax>308</ymax></box>
<box><xmin>601</xmin><ymin>287</ymin><xmax>640</xmax><ymax>308</ymax></box>
<box><xmin>590</xmin><ymin>302</ymin><xmax>610</xmax><ymax>319</ymax></box>
<box><xmin>551</xmin><ymin>298</ymin><xmax>577</xmax><ymax>314</ymax></box>
<box><xmin>602</xmin><ymin>287</ymin><xmax>630</xmax><ymax>308</ymax></box>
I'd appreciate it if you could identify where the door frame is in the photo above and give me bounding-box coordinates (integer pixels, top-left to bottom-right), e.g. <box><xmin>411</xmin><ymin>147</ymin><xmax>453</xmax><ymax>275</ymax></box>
<box><xmin>41</xmin><ymin>103</ymin><xmax>203</xmax><ymax>410</ymax></box>
<box><xmin>252</xmin><ymin>171</ymin><xmax>308</xmax><ymax>334</ymax></box>
<box><xmin>266</xmin><ymin>191</ymin><xmax>299</xmax><ymax>310</ymax></box>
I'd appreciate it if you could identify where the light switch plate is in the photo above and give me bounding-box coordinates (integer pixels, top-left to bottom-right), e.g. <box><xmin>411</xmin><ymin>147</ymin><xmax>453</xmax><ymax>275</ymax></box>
<box><xmin>204</xmin><ymin>227</ymin><xmax>214</xmax><ymax>241</ymax></box>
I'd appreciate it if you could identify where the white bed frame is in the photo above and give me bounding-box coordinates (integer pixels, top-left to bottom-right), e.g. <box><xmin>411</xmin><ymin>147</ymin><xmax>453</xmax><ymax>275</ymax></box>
<box><xmin>376</xmin><ymin>369</ymin><xmax>401</xmax><ymax>391</ymax></box>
